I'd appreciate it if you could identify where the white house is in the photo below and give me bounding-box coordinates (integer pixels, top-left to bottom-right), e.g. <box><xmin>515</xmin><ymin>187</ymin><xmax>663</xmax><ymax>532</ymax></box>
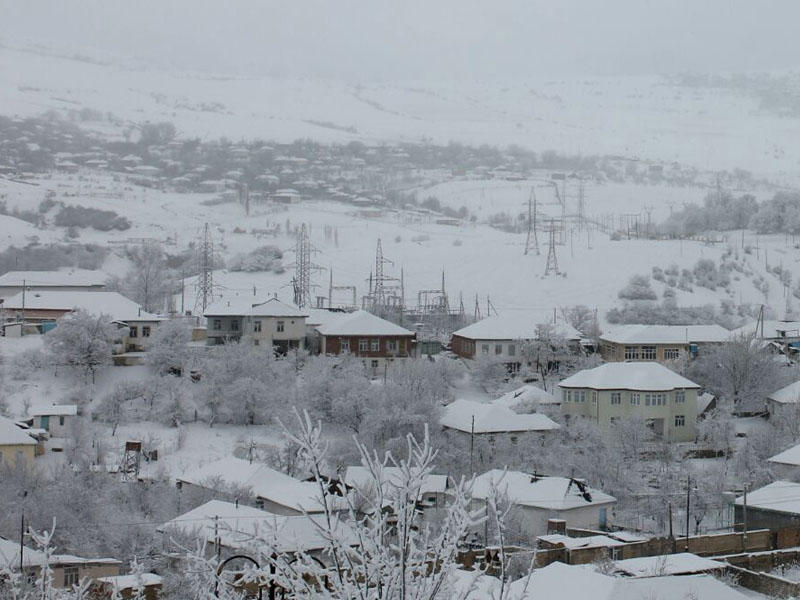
<box><xmin>0</xmin><ymin>415</ymin><xmax>37</xmax><ymax>468</ymax></box>
<box><xmin>766</xmin><ymin>380</ymin><xmax>800</xmax><ymax>421</ymax></box>
<box><xmin>440</xmin><ymin>399</ymin><xmax>560</xmax><ymax>441</ymax></box>
<box><xmin>559</xmin><ymin>362</ymin><xmax>700</xmax><ymax>442</ymax></box>
<box><xmin>469</xmin><ymin>470</ymin><xmax>616</xmax><ymax>540</ymax></box>
<box><xmin>176</xmin><ymin>456</ymin><xmax>347</xmax><ymax>515</ymax></box>
<box><xmin>30</xmin><ymin>404</ymin><xmax>78</xmax><ymax>438</ymax></box>
<box><xmin>767</xmin><ymin>443</ymin><xmax>800</xmax><ymax>480</ymax></box>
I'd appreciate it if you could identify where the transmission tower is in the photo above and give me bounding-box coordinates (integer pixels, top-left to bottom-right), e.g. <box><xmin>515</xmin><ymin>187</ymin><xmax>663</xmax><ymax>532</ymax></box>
<box><xmin>292</xmin><ymin>223</ymin><xmax>323</xmax><ymax>308</ymax></box>
<box><xmin>577</xmin><ymin>179</ymin><xmax>586</xmax><ymax>232</ymax></box>
<box><xmin>544</xmin><ymin>219</ymin><xmax>560</xmax><ymax>276</ymax></box>
<box><xmin>364</xmin><ymin>239</ymin><xmax>402</xmax><ymax>316</ymax></box>
<box><xmin>524</xmin><ymin>187</ymin><xmax>540</xmax><ymax>256</ymax></box>
<box><xmin>194</xmin><ymin>222</ymin><xmax>216</xmax><ymax>313</ymax></box>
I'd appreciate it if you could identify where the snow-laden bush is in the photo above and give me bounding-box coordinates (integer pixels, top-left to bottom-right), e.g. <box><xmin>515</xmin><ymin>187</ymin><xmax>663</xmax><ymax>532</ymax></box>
<box><xmin>618</xmin><ymin>274</ymin><xmax>657</xmax><ymax>301</ymax></box>
<box><xmin>228</xmin><ymin>245</ymin><xmax>284</xmax><ymax>273</ymax></box>
<box><xmin>54</xmin><ymin>205</ymin><xmax>130</xmax><ymax>231</ymax></box>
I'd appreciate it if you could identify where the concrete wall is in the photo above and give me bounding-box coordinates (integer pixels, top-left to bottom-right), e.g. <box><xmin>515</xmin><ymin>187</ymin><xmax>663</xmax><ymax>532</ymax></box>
<box><xmin>0</xmin><ymin>443</ymin><xmax>35</xmax><ymax>469</ymax></box>
<box><xmin>33</xmin><ymin>414</ymin><xmax>73</xmax><ymax>438</ymax></box>
<box><xmin>561</xmin><ymin>387</ymin><xmax>698</xmax><ymax>442</ymax></box>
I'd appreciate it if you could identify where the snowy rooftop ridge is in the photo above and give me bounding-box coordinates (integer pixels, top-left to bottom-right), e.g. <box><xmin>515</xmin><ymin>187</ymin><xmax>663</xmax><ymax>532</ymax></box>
<box><xmin>0</xmin><ymin>269</ymin><xmax>106</xmax><ymax>288</ymax></box>
<box><xmin>558</xmin><ymin>362</ymin><xmax>700</xmax><ymax>391</ymax></box>
<box><xmin>315</xmin><ymin>309</ymin><xmax>414</xmax><ymax>336</ymax></box>
<box><xmin>470</xmin><ymin>470</ymin><xmax>615</xmax><ymax>510</ymax></box>
<box><xmin>204</xmin><ymin>296</ymin><xmax>308</xmax><ymax>318</ymax></box>
<box><xmin>1</xmin><ymin>290</ymin><xmax>161</xmax><ymax>322</ymax></box>
<box><xmin>343</xmin><ymin>466</ymin><xmax>448</xmax><ymax>497</ymax></box>
<box><xmin>768</xmin><ymin>443</ymin><xmax>800</xmax><ymax>467</ymax></box>
<box><xmin>493</xmin><ymin>384</ymin><xmax>558</xmax><ymax>409</ymax></box>
<box><xmin>440</xmin><ymin>399</ymin><xmax>560</xmax><ymax>434</ymax></box>
<box><xmin>612</xmin><ymin>552</ymin><xmax>723</xmax><ymax>577</ymax></box>
<box><xmin>735</xmin><ymin>480</ymin><xmax>800</xmax><ymax>515</ymax></box>
<box><xmin>29</xmin><ymin>404</ymin><xmax>78</xmax><ymax>417</ymax></box>
<box><xmin>0</xmin><ymin>415</ymin><xmax>37</xmax><ymax>446</ymax></box>
<box><xmin>767</xmin><ymin>380</ymin><xmax>800</xmax><ymax>404</ymax></box>
<box><xmin>599</xmin><ymin>323</ymin><xmax>730</xmax><ymax>345</ymax></box>
<box><xmin>452</xmin><ymin>314</ymin><xmax>581</xmax><ymax>341</ymax></box>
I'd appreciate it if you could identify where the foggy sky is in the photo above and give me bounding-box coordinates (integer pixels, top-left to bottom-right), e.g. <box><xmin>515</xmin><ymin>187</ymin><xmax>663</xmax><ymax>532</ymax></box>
<box><xmin>2</xmin><ymin>0</ymin><xmax>799</xmax><ymax>81</ymax></box>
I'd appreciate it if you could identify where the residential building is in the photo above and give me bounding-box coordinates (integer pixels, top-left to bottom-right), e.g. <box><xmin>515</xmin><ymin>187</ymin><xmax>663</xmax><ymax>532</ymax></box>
<box><xmin>0</xmin><ymin>269</ymin><xmax>105</xmax><ymax>299</ymax></box>
<box><xmin>766</xmin><ymin>380</ymin><xmax>800</xmax><ymax>421</ymax></box>
<box><xmin>0</xmin><ymin>415</ymin><xmax>37</xmax><ymax>468</ymax></box>
<box><xmin>92</xmin><ymin>574</ymin><xmax>162</xmax><ymax>600</ymax></box>
<box><xmin>599</xmin><ymin>324</ymin><xmax>729</xmax><ymax>363</ymax></box>
<box><xmin>767</xmin><ymin>443</ymin><xmax>800</xmax><ymax>480</ymax></box>
<box><xmin>0</xmin><ymin>537</ymin><xmax>120</xmax><ymax>589</ymax></box>
<box><xmin>30</xmin><ymin>404</ymin><xmax>78</xmax><ymax>438</ymax></box>
<box><xmin>735</xmin><ymin>481</ymin><xmax>800</xmax><ymax>530</ymax></box>
<box><xmin>469</xmin><ymin>470</ymin><xmax>616</xmax><ymax>540</ymax></box>
<box><xmin>159</xmin><ymin>500</ymin><xmax>356</xmax><ymax>567</ymax></box>
<box><xmin>559</xmin><ymin>362</ymin><xmax>700</xmax><ymax>442</ymax></box>
<box><xmin>440</xmin><ymin>399</ymin><xmax>559</xmax><ymax>442</ymax></box>
<box><xmin>315</xmin><ymin>310</ymin><xmax>416</xmax><ymax>377</ymax></box>
<box><xmin>175</xmin><ymin>456</ymin><xmax>347</xmax><ymax>515</ymax></box>
<box><xmin>204</xmin><ymin>296</ymin><xmax>307</xmax><ymax>353</ymax></box>
<box><xmin>450</xmin><ymin>315</ymin><xmax>581</xmax><ymax>373</ymax></box>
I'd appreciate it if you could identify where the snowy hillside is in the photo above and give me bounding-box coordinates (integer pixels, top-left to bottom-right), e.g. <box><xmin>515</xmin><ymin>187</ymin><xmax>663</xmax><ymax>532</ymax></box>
<box><xmin>3</xmin><ymin>41</ymin><xmax>800</xmax><ymax>179</ymax></box>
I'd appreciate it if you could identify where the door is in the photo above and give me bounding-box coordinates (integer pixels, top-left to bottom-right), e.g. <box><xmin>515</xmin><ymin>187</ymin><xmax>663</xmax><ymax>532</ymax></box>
<box><xmin>599</xmin><ymin>508</ymin><xmax>607</xmax><ymax>529</ymax></box>
<box><xmin>40</xmin><ymin>415</ymin><xmax>50</xmax><ymax>431</ymax></box>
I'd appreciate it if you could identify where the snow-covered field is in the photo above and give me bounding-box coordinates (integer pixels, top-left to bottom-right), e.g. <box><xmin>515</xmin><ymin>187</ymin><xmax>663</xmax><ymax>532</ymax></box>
<box><xmin>3</xmin><ymin>41</ymin><xmax>800</xmax><ymax>179</ymax></box>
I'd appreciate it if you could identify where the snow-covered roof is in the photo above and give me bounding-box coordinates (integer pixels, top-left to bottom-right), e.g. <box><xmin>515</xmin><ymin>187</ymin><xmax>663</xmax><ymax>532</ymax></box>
<box><xmin>305</xmin><ymin>308</ymin><xmax>353</xmax><ymax>328</ymax></box>
<box><xmin>558</xmin><ymin>362</ymin><xmax>700</xmax><ymax>391</ymax></box>
<box><xmin>0</xmin><ymin>269</ymin><xmax>105</xmax><ymax>288</ymax></box>
<box><xmin>735</xmin><ymin>480</ymin><xmax>800</xmax><ymax>515</ymax></box>
<box><xmin>95</xmin><ymin>574</ymin><xmax>163</xmax><ymax>589</ymax></box>
<box><xmin>697</xmin><ymin>392</ymin><xmax>715</xmax><ymax>414</ymax></box>
<box><xmin>600</xmin><ymin>324</ymin><xmax>730</xmax><ymax>345</ymax></box>
<box><xmin>493</xmin><ymin>385</ymin><xmax>558</xmax><ymax>409</ymax></box>
<box><xmin>452</xmin><ymin>315</ymin><xmax>581</xmax><ymax>341</ymax></box>
<box><xmin>731</xmin><ymin>320</ymin><xmax>800</xmax><ymax>339</ymax></box>
<box><xmin>471</xmin><ymin>470</ymin><xmax>615</xmax><ymax>510</ymax></box>
<box><xmin>343</xmin><ymin>466</ymin><xmax>448</xmax><ymax>497</ymax></box>
<box><xmin>768</xmin><ymin>443</ymin><xmax>800</xmax><ymax>467</ymax></box>
<box><xmin>316</xmin><ymin>310</ymin><xmax>414</xmax><ymax>336</ymax></box>
<box><xmin>538</xmin><ymin>533</ymin><xmax>625</xmax><ymax>550</ymax></box>
<box><xmin>29</xmin><ymin>404</ymin><xmax>78</xmax><ymax>417</ymax></box>
<box><xmin>0</xmin><ymin>415</ymin><xmax>37</xmax><ymax>446</ymax></box>
<box><xmin>768</xmin><ymin>380</ymin><xmax>800</xmax><ymax>404</ymax></box>
<box><xmin>507</xmin><ymin>562</ymin><xmax>751</xmax><ymax>600</ymax></box>
<box><xmin>613</xmin><ymin>552</ymin><xmax>723</xmax><ymax>577</ymax></box>
<box><xmin>204</xmin><ymin>296</ymin><xmax>307</xmax><ymax>318</ymax></box>
<box><xmin>159</xmin><ymin>500</ymin><xmax>356</xmax><ymax>553</ymax></box>
<box><xmin>0</xmin><ymin>538</ymin><xmax>120</xmax><ymax>570</ymax></box>
<box><xmin>440</xmin><ymin>399</ymin><xmax>560</xmax><ymax>434</ymax></box>
<box><xmin>1</xmin><ymin>291</ymin><xmax>161</xmax><ymax>322</ymax></box>
<box><xmin>176</xmin><ymin>457</ymin><xmax>345</xmax><ymax>513</ymax></box>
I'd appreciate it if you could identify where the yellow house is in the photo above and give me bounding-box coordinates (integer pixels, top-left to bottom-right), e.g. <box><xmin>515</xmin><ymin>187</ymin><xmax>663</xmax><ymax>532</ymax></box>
<box><xmin>599</xmin><ymin>324</ymin><xmax>729</xmax><ymax>364</ymax></box>
<box><xmin>559</xmin><ymin>362</ymin><xmax>700</xmax><ymax>442</ymax></box>
<box><xmin>0</xmin><ymin>415</ymin><xmax>36</xmax><ymax>469</ymax></box>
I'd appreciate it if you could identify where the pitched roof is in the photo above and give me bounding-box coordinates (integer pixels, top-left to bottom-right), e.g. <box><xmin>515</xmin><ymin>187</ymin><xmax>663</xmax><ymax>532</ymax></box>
<box><xmin>471</xmin><ymin>470</ymin><xmax>615</xmax><ymax>510</ymax></box>
<box><xmin>768</xmin><ymin>443</ymin><xmax>800</xmax><ymax>467</ymax></box>
<box><xmin>731</xmin><ymin>320</ymin><xmax>800</xmax><ymax>339</ymax></box>
<box><xmin>558</xmin><ymin>362</ymin><xmax>699</xmax><ymax>391</ymax></box>
<box><xmin>0</xmin><ymin>269</ymin><xmax>105</xmax><ymax>288</ymax></box>
<box><xmin>735</xmin><ymin>480</ymin><xmax>800</xmax><ymax>515</ymax></box>
<box><xmin>1</xmin><ymin>291</ymin><xmax>160</xmax><ymax>322</ymax></box>
<box><xmin>159</xmin><ymin>500</ymin><xmax>356</xmax><ymax>553</ymax></box>
<box><xmin>493</xmin><ymin>385</ymin><xmax>558</xmax><ymax>409</ymax></box>
<box><xmin>176</xmin><ymin>457</ymin><xmax>344</xmax><ymax>513</ymax></box>
<box><xmin>0</xmin><ymin>538</ymin><xmax>120</xmax><ymax>570</ymax></box>
<box><xmin>600</xmin><ymin>324</ymin><xmax>730</xmax><ymax>345</ymax></box>
<box><xmin>95</xmin><ymin>574</ymin><xmax>163</xmax><ymax>590</ymax></box>
<box><xmin>316</xmin><ymin>310</ymin><xmax>413</xmax><ymax>336</ymax></box>
<box><xmin>440</xmin><ymin>399</ymin><xmax>560</xmax><ymax>434</ymax></box>
<box><xmin>452</xmin><ymin>315</ymin><xmax>581</xmax><ymax>341</ymax></box>
<box><xmin>29</xmin><ymin>404</ymin><xmax>78</xmax><ymax>417</ymax></box>
<box><xmin>0</xmin><ymin>415</ymin><xmax>36</xmax><ymax>446</ymax></box>
<box><xmin>613</xmin><ymin>552</ymin><xmax>723</xmax><ymax>577</ymax></box>
<box><xmin>343</xmin><ymin>466</ymin><xmax>448</xmax><ymax>497</ymax></box>
<box><xmin>204</xmin><ymin>296</ymin><xmax>307</xmax><ymax>318</ymax></box>
<box><xmin>768</xmin><ymin>380</ymin><xmax>800</xmax><ymax>404</ymax></box>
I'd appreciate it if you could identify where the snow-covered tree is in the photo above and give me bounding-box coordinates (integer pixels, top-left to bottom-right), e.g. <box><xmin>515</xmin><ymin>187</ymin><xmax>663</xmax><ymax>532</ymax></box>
<box><xmin>44</xmin><ymin>310</ymin><xmax>117</xmax><ymax>383</ymax></box>
<box><xmin>109</xmin><ymin>241</ymin><xmax>173</xmax><ymax>313</ymax></box>
<box><xmin>145</xmin><ymin>318</ymin><xmax>193</xmax><ymax>376</ymax></box>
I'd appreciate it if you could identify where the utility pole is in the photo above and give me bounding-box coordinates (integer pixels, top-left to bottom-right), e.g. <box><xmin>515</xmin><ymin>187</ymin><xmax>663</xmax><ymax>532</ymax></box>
<box><xmin>20</xmin><ymin>279</ymin><xmax>25</xmax><ymax>337</ymax></box>
<box><xmin>19</xmin><ymin>512</ymin><xmax>24</xmax><ymax>575</ymax></box>
<box><xmin>469</xmin><ymin>415</ymin><xmax>475</xmax><ymax>474</ymax></box>
<box><xmin>685</xmin><ymin>474</ymin><xmax>691</xmax><ymax>551</ymax></box>
<box><xmin>742</xmin><ymin>484</ymin><xmax>748</xmax><ymax>551</ymax></box>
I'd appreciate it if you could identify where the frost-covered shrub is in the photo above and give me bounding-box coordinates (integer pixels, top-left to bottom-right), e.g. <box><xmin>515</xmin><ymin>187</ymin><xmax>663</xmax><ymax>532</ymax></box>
<box><xmin>652</xmin><ymin>266</ymin><xmax>665</xmax><ymax>282</ymax></box>
<box><xmin>228</xmin><ymin>245</ymin><xmax>284</xmax><ymax>273</ymax></box>
<box><xmin>54</xmin><ymin>205</ymin><xmax>130</xmax><ymax>231</ymax></box>
<box><xmin>618</xmin><ymin>275</ymin><xmax>657</xmax><ymax>301</ymax></box>
<box><xmin>693</xmin><ymin>258</ymin><xmax>730</xmax><ymax>290</ymax></box>
<box><xmin>665</xmin><ymin>263</ymin><xmax>680</xmax><ymax>277</ymax></box>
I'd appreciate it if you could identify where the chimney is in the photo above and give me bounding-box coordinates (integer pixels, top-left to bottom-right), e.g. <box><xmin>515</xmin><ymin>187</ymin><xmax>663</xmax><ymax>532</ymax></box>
<box><xmin>547</xmin><ymin>519</ymin><xmax>566</xmax><ymax>535</ymax></box>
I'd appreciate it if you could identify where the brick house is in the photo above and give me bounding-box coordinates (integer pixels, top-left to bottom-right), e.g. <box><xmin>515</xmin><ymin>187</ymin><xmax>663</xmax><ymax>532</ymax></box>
<box><xmin>315</xmin><ymin>310</ymin><xmax>416</xmax><ymax>377</ymax></box>
<box><xmin>599</xmin><ymin>324</ymin><xmax>729</xmax><ymax>363</ymax></box>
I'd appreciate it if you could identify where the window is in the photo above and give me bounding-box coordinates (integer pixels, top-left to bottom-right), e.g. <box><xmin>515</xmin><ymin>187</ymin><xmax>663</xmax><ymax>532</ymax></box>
<box><xmin>624</xmin><ymin>346</ymin><xmax>639</xmax><ymax>360</ymax></box>
<box><xmin>646</xmin><ymin>393</ymin><xmax>665</xmax><ymax>406</ymax></box>
<box><xmin>611</xmin><ymin>392</ymin><xmax>621</xmax><ymax>405</ymax></box>
<box><xmin>564</xmin><ymin>390</ymin><xmax>571</xmax><ymax>402</ymax></box>
<box><xmin>254</xmin><ymin>320</ymin><xmax>262</xmax><ymax>333</ymax></box>
<box><xmin>631</xmin><ymin>393</ymin><xmax>640</xmax><ymax>405</ymax></box>
<box><xmin>230</xmin><ymin>321</ymin><xmax>238</xmax><ymax>332</ymax></box>
<box><xmin>592</xmin><ymin>391</ymin><xmax>597</xmax><ymax>404</ymax></box>
<box><xmin>387</xmin><ymin>340</ymin><xmax>398</xmax><ymax>353</ymax></box>
<box><xmin>645</xmin><ymin>394</ymin><xmax>651</xmax><ymax>406</ymax></box>
<box><xmin>579</xmin><ymin>390</ymin><xmax>587</xmax><ymax>403</ymax></box>
<box><xmin>63</xmin><ymin>566</ymin><xmax>79</xmax><ymax>588</ymax></box>
<box><xmin>0</xmin><ymin>450</ymin><xmax>3</xmax><ymax>464</ymax></box>
<box><xmin>675</xmin><ymin>415</ymin><xmax>685</xmax><ymax>427</ymax></box>
<box><xmin>675</xmin><ymin>390</ymin><xmax>685</xmax><ymax>403</ymax></box>
<box><xmin>508</xmin><ymin>344</ymin><xmax>516</xmax><ymax>356</ymax></box>
<box><xmin>359</xmin><ymin>339</ymin><xmax>369</xmax><ymax>352</ymax></box>
<box><xmin>340</xmin><ymin>339</ymin><xmax>350</xmax><ymax>352</ymax></box>
<box><xmin>641</xmin><ymin>346</ymin><xmax>656</xmax><ymax>360</ymax></box>
<box><xmin>371</xmin><ymin>360</ymin><xmax>379</xmax><ymax>369</ymax></box>
<box><xmin>129</xmin><ymin>326</ymin><xmax>138</xmax><ymax>338</ymax></box>
<box><xmin>142</xmin><ymin>326</ymin><xmax>151</xmax><ymax>337</ymax></box>
<box><xmin>277</xmin><ymin>320</ymin><xmax>285</xmax><ymax>332</ymax></box>
<box><xmin>481</xmin><ymin>344</ymin><xmax>489</xmax><ymax>354</ymax></box>
<box><xmin>495</xmin><ymin>344</ymin><xmax>503</xmax><ymax>355</ymax></box>
<box><xmin>371</xmin><ymin>339</ymin><xmax>380</xmax><ymax>352</ymax></box>
<box><xmin>213</xmin><ymin>319</ymin><xmax>221</xmax><ymax>331</ymax></box>
<box><xmin>664</xmin><ymin>348</ymin><xmax>680</xmax><ymax>360</ymax></box>
<box><xmin>59</xmin><ymin>416</ymin><xmax>65</xmax><ymax>426</ymax></box>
